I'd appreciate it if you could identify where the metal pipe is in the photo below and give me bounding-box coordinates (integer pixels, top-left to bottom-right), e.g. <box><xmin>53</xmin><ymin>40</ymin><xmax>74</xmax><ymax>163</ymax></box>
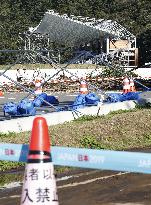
<box><xmin>134</xmin><ymin>79</ymin><xmax>150</xmax><ymax>90</ymax></box>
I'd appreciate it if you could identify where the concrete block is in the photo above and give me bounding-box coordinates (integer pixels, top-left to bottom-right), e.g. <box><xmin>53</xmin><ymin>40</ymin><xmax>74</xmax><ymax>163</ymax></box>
<box><xmin>0</xmin><ymin>101</ymin><xmax>136</xmax><ymax>134</ymax></box>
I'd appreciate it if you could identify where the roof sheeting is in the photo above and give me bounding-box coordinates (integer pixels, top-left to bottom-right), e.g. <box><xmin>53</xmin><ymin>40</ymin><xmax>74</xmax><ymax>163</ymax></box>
<box><xmin>32</xmin><ymin>10</ymin><xmax>135</xmax><ymax>47</ymax></box>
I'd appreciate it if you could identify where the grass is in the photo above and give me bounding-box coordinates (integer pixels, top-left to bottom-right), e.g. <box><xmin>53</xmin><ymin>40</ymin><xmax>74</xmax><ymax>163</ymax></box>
<box><xmin>0</xmin><ymin>107</ymin><xmax>151</xmax><ymax>171</ymax></box>
<box><xmin>0</xmin><ymin>63</ymin><xmax>101</xmax><ymax>70</ymax></box>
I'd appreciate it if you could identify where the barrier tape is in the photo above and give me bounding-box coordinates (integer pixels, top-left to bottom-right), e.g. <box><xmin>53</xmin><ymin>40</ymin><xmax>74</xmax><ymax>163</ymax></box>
<box><xmin>0</xmin><ymin>143</ymin><xmax>151</xmax><ymax>174</ymax></box>
<box><xmin>1</xmin><ymin>76</ymin><xmax>151</xmax><ymax>87</ymax></box>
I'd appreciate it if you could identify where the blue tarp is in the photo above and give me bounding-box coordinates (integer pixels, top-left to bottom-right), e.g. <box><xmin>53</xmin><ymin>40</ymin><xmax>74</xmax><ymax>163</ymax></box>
<box><xmin>85</xmin><ymin>93</ymin><xmax>100</xmax><ymax>105</ymax></box>
<box><xmin>33</xmin><ymin>93</ymin><xmax>47</xmax><ymax>107</ymax></box>
<box><xmin>72</xmin><ymin>94</ymin><xmax>86</xmax><ymax>109</ymax></box>
<box><xmin>72</xmin><ymin>93</ymin><xmax>100</xmax><ymax>110</ymax></box>
<box><xmin>33</xmin><ymin>93</ymin><xmax>59</xmax><ymax>107</ymax></box>
<box><xmin>3</xmin><ymin>102</ymin><xmax>18</xmax><ymax>116</ymax></box>
<box><xmin>107</xmin><ymin>93</ymin><xmax>122</xmax><ymax>103</ymax></box>
<box><xmin>120</xmin><ymin>92</ymin><xmax>140</xmax><ymax>101</ymax></box>
<box><xmin>3</xmin><ymin>100</ymin><xmax>36</xmax><ymax>116</ymax></box>
<box><xmin>3</xmin><ymin>91</ymin><xmax>142</xmax><ymax>116</ymax></box>
<box><xmin>42</xmin><ymin>95</ymin><xmax>59</xmax><ymax>106</ymax></box>
<box><xmin>3</xmin><ymin>92</ymin><xmax>59</xmax><ymax>117</ymax></box>
<box><xmin>18</xmin><ymin>100</ymin><xmax>36</xmax><ymax>116</ymax></box>
<box><xmin>107</xmin><ymin>92</ymin><xmax>141</xmax><ymax>103</ymax></box>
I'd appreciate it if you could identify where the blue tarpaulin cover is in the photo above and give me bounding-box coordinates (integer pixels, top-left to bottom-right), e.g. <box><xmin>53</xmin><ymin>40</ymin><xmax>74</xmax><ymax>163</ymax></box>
<box><xmin>18</xmin><ymin>100</ymin><xmax>36</xmax><ymax>116</ymax></box>
<box><xmin>3</xmin><ymin>102</ymin><xmax>18</xmax><ymax>116</ymax></box>
<box><xmin>72</xmin><ymin>93</ymin><xmax>100</xmax><ymax>109</ymax></box>
<box><xmin>33</xmin><ymin>93</ymin><xmax>59</xmax><ymax>107</ymax></box>
<box><xmin>107</xmin><ymin>92</ymin><xmax>140</xmax><ymax>103</ymax></box>
<box><xmin>42</xmin><ymin>95</ymin><xmax>59</xmax><ymax>106</ymax></box>
<box><xmin>72</xmin><ymin>94</ymin><xmax>86</xmax><ymax>109</ymax></box>
<box><xmin>3</xmin><ymin>100</ymin><xmax>36</xmax><ymax>116</ymax></box>
<box><xmin>33</xmin><ymin>93</ymin><xmax>47</xmax><ymax>107</ymax></box>
<box><xmin>85</xmin><ymin>93</ymin><xmax>100</xmax><ymax>105</ymax></box>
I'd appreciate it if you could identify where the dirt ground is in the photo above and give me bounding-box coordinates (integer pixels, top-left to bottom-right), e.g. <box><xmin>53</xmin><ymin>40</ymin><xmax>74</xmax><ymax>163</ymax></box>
<box><xmin>59</xmin><ymin>171</ymin><xmax>151</xmax><ymax>205</ymax></box>
<box><xmin>0</xmin><ymin>168</ymin><xmax>151</xmax><ymax>205</ymax></box>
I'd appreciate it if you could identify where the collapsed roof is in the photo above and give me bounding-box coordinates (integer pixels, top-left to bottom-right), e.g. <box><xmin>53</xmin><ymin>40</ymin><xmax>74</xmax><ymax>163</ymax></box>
<box><xmin>30</xmin><ymin>10</ymin><xmax>135</xmax><ymax>47</ymax></box>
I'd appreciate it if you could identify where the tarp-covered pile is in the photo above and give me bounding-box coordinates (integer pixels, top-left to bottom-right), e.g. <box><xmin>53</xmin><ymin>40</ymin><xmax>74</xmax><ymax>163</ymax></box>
<box><xmin>72</xmin><ymin>93</ymin><xmax>101</xmax><ymax>109</ymax></box>
<box><xmin>107</xmin><ymin>92</ymin><xmax>140</xmax><ymax>103</ymax></box>
<box><xmin>33</xmin><ymin>93</ymin><xmax>59</xmax><ymax>107</ymax></box>
<box><xmin>3</xmin><ymin>93</ymin><xmax>59</xmax><ymax>117</ymax></box>
<box><xmin>3</xmin><ymin>100</ymin><xmax>36</xmax><ymax>116</ymax></box>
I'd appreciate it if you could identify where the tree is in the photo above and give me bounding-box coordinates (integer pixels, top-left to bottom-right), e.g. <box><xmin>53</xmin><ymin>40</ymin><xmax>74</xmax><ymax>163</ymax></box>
<box><xmin>138</xmin><ymin>28</ymin><xmax>151</xmax><ymax>65</ymax></box>
<box><xmin>0</xmin><ymin>0</ymin><xmax>151</xmax><ymax>65</ymax></box>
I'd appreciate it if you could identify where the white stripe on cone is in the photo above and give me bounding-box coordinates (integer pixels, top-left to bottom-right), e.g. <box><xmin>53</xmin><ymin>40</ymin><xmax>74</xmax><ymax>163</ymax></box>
<box><xmin>80</xmin><ymin>81</ymin><xmax>88</xmax><ymax>94</ymax></box>
<box><xmin>21</xmin><ymin>163</ymin><xmax>58</xmax><ymax>205</ymax></box>
<box><xmin>35</xmin><ymin>87</ymin><xmax>42</xmax><ymax>95</ymax></box>
<box><xmin>123</xmin><ymin>77</ymin><xmax>130</xmax><ymax>92</ymax></box>
<box><xmin>80</xmin><ymin>88</ymin><xmax>88</xmax><ymax>92</ymax></box>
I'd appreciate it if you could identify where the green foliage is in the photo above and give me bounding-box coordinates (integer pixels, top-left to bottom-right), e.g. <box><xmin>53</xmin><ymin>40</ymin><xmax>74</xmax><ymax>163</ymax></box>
<box><xmin>107</xmin><ymin>109</ymin><xmax>137</xmax><ymax>116</ymax></box>
<box><xmin>0</xmin><ymin>172</ymin><xmax>23</xmax><ymax>187</ymax></box>
<box><xmin>144</xmin><ymin>134</ymin><xmax>151</xmax><ymax>143</ymax></box>
<box><xmin>101</xmin><ymin>65</ymin><xmax>126</xmax><ymax>78</ymax></box>
<box><xmin>0</xmin><ymin>131</ymin><xmax>19</xmax><ymax>142</ymax></box>
<box><xmin>80</xmin><ymin>135</ymin><xmax>106</xmax><ymax>149</ymax></box>
<box><xmin>101</xmin><ymin>65</ymin><xmax>138</xmax><ymax>78</ymax></box>
<box><xmin>138</xmin><ymin>28</ymin><xmax>151</xmax><ymax>65</ymax></box>
<box><xmin>0</xmin><ymin>0</ymin><xmax>151</xmax><ymax>65</ymax></box>
<box><xmin>135</xmin><ymin>102</ymin><xmax>151</xmax><ymax>109</ymax></box>
<box><xmin>0</xmin><ymin>161</ymin><xmax>24</xmax><ymax>171</ymax></box>
<box><xmin>74</xmin><ymin>115</ymin><xmax>101</xmax><ymax>122</ymax></box>
<box><xmin>74</xmin><ymin>109</ymin><xmax>137</xmax><ymax>122</ymax></box>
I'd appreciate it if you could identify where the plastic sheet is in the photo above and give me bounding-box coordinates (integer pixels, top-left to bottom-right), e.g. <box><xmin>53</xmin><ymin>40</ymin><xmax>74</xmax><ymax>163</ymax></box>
<box><xmin>18</xmin><ymin>100</ymin><xmax>36</xmax><ymax>116</ymax></box>
<box><xmin>120</xmin><ymin>92</ymin><xmax>140</xmax><ymax>101</ymax></box>
<box><xmin>33</xmin><ymin>93</ymin><xmax>59</xmax><ymax>107</ymax></box>
<box><xmin>3</xmin><ymin>100</ymin><xmax>36</xmax><ymax>116</ymax></box>
<box><xmin>72</xmin><ymin>94</ymin><xmax>86</xmax><ymax>109</ymax></box>
<box><xmin>107</xmin><ymin>92</ymin><xmax>140</xmax><ymax>103</ymax></box>
<box><xmin>33</xmin><ymin>93</ymin><xmax>47</xmax><ymax>107</ymax></box>
<box><xmin>42</xmin><ymin>95</ymin><xmax>59</xmax><ymax>106</ymax></box>
<box><xmin>3</xmin><ymin>102</ymin><xmax>18</xmax><ymax>116</ymax></box>
<box><xmin>85</xmin><ymin>93</ymin><xmax>100</xmax><ymax>105</ymax></box>
<box><xmin>72</xmin><ymin>93</ymin><xmax>100</xmax><ymax>110</ymax></box>
<box><xmin>107</xmin><ymin>93</ymin><xmax>121</xmax><ymax>103</ymax></box>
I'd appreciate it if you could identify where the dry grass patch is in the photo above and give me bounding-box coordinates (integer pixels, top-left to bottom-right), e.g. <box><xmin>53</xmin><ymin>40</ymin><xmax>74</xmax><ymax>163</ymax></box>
<box><xmin>1</xmin><ymin>108</ymin><xmax>151</xmax><ymax>150</ymax></box>
<box><xmin>49</xmin><ymin>109</ymin><xmax>151</xmax><ymax>150</ymax></box>
<box><xmin>1</xmin><ymin>108</ymin><xmax>151</xmax><ymax>171</ymax></box>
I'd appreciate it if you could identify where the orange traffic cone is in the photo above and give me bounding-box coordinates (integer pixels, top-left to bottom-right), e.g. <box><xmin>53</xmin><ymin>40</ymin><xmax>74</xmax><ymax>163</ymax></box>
<box><xmin>0</xmin><ymin>88</ymin><xmax>3</xmax><ymax>96</ymax></box>
<box><xmin>34</xmin><ymin>78</ymin><xmax>43</xmax><ymax>95</ymax></box>
<box><xmin>20</xmin><ymin>117</ymin><xmax>59</xmax><ymax>205</ymax></box>
<box><xmin>80</xmin><ymin>80</ymin><xmax>88</xmax><ymax>94</ymax></box>
<box><xmin>129</xmin><ymin>77</ymin><xmax>136</xmax><ymax>92</ymax></box>
<box><xmin>123</xmin><ymin>77</ymin><xmax>130</xmax><ymax>93</ymax></box>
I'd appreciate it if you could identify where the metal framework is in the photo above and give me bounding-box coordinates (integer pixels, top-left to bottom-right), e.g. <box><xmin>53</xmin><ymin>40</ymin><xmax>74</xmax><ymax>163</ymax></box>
<box><xmin>18</xmin><ymin>32</ymin><xmax>61</xmax><ymax>63</ymax></box>
<box><xmin>0</xmin><ymin>11</ymin><xmax>147</xmax><ymax>119</ymax></box>
<box><xmin>0</xmin><ymin>10</ymin><xmax>134</xmax><ymax>68</ymax></box>
<box><xmin>18</xmin><ymin>10</ymin><xmax>137</xmax><ymax>68</ymax></box>
<box><xmin>31</xmin><ymin>10</ymin><xmax>135</xmax><ymax>42</ymax></box>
